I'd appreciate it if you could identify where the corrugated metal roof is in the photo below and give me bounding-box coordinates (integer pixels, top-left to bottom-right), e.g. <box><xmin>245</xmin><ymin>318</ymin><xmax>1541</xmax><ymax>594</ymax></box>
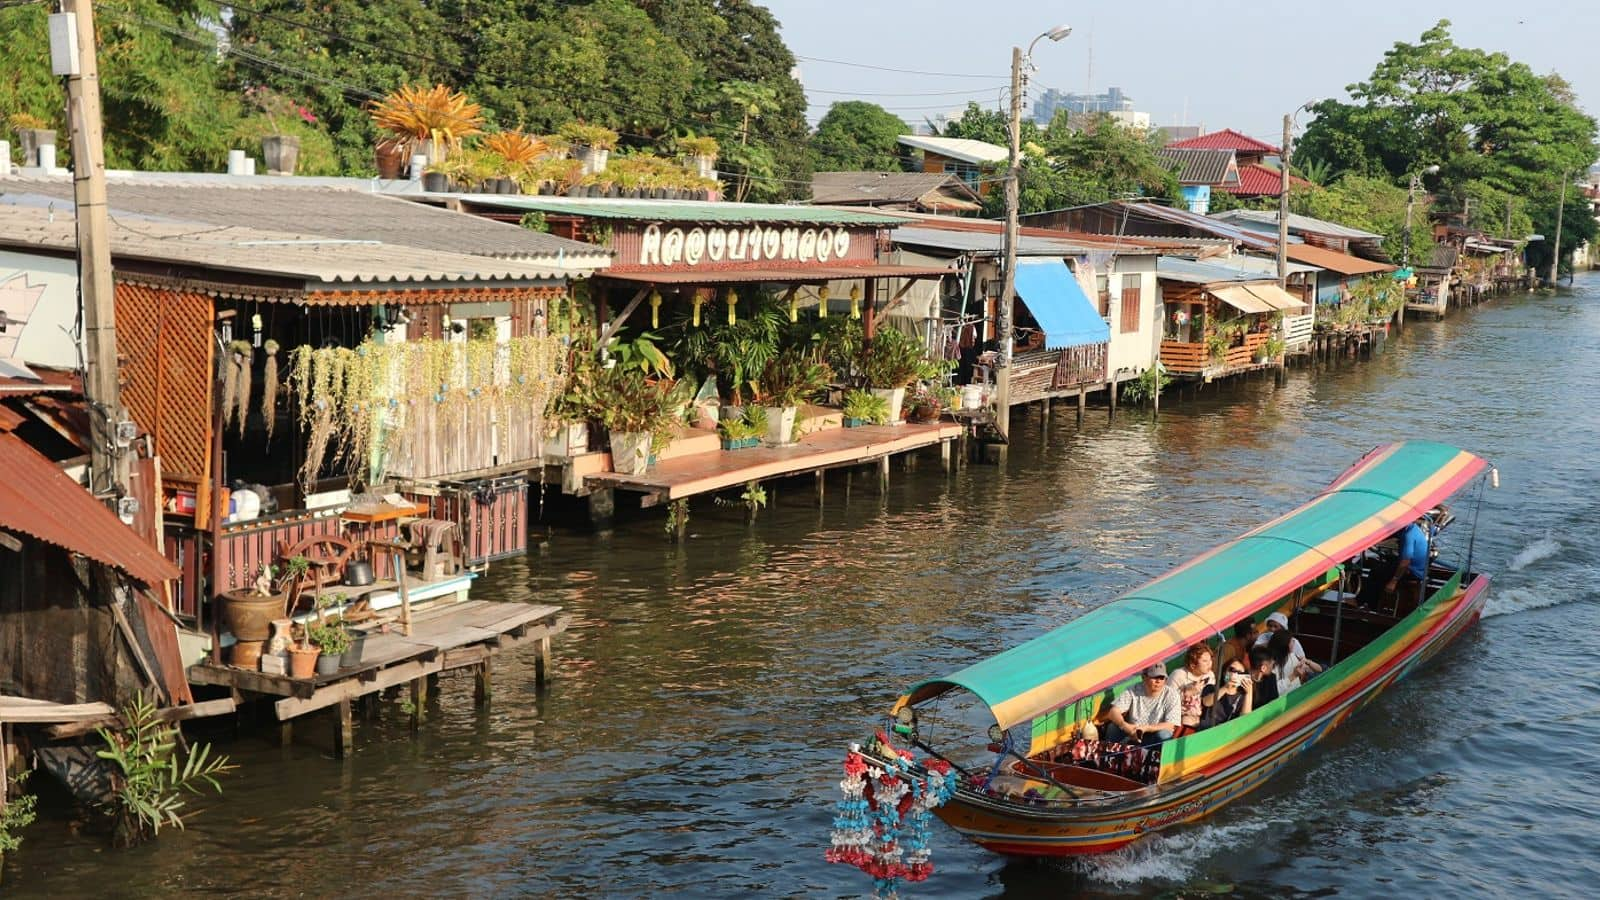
<box><xmin>1168</xmin><ymin>128</ymin><xmax>1279</xmax><ymax>155</ymax></box>
<box><xmin>0</xmin><ymin>175</ymin><xmax>608</xmax><ymax>265</ymax></box>
<box><xmin>896</xmin><ymin>134</ymin><xmax>1009</xmax><ymax>165</ymax></box>
<box><xmin>1285</xmin><ymin>243</ymin><xmax>1396</xmax><ymax>276</ymax></box>
<box><xmin>1212</xmin><ymin>209</ymin><xmax>1382</xmax><ymax>240</ymax></box>
<box><xmin>1156</xmin><ymin>256</ymin><xmax>1275</xmax><ymax>285</ymax></box>
<box><xmin>0</xmin><ymin>204</ymin><xmax>598</xmax><ymax>289</ymax></box>
<box><xmin>891</xmin><ymin>226</ymin><xmax>1097</xmax><ymax>256</ymax></box>
<box><xmin>1226</xmin><ymin>254</ymin><xmax>1320</xmax><ymax>277</ymax></box>
<box><xmin>1220</xmin><ymin>163</ymin><xmax>1311</xmax><ymax>197</ymax></box>
<box><xmin>1156</xmin><ymin>148</ymin><xmax>1238</xmax><ymax>186</ymax></box>
<box><xmin>454</xmin><ymin>195</ymin><xmax>911</xmax><ymax>226</ymax></box>
<box><xmin>0</xmin><ymin>432</ymin><xmax>179</xmax><ymax>585</ymax></box>
<box><xmin>809</xmin><ymin>171</ymin><xmax>980</xmax><ymax>208</ymax></box>
<box><xmin>901</xmin><ymin>213</ymin><xmax>1197</xmax><ymax>253</ymax></box>
<box><xmin>1107</xmin><ymin>202</ymin><xmax>1280</xmax><ymax>251</ymax></box>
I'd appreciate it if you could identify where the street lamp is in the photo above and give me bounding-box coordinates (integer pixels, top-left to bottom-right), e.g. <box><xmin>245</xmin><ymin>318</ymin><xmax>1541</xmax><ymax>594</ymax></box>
<box><xmin>995</xmin><ymin>24</ymin><xmax>1071</xmax><ymax>447</ymax></box>
<box><xmin>1402</xmin><ymin>164</ymin><xmax>1441</xmax><ymax>268</ymax></box>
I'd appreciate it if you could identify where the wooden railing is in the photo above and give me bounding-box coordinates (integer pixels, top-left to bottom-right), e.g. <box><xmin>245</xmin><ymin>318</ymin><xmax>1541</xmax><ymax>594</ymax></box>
<box><xmin>1284</xmin><ymin>314</ymin><xmax>1314</xmax><ymax>349</ymax></box>
<box><xmin>1161</xmin><ymin>332</ymin><xmax>1272</xmax><ymax>376</ymax></box>
<box><xmin>1010</xmin><ymin>343</ymin><xmax>1108</xmax><ymax>404</ymax></box>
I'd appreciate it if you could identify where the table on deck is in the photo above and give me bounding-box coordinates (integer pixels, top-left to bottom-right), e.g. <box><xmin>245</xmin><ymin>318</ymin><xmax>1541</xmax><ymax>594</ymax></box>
<box><xmin>189</xmin><ymin>598</ymin><xmax>567</xmax><ymax>756</ymax></box>
<box><xmin>587</xmin><ymin>420</ymin><xmax>962</xmax><ymax>504</ymax></box>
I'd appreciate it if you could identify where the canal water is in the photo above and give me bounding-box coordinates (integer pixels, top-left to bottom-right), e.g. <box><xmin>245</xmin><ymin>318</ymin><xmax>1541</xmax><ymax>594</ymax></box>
<box><xmin>8</xmin><ymin>277</ymin><xmax>1599</xmax><ymax>897</ymax></box>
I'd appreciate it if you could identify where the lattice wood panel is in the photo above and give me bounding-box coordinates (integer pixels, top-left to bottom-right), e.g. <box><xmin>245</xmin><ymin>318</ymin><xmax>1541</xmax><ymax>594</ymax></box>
<box><xmin>116</xmin><ymin>282</ymin><xmax>213</xmax><ymax>483</ymax></box>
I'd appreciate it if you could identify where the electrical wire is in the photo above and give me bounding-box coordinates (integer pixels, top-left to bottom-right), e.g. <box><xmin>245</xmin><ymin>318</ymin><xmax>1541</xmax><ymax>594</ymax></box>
<box><xmin>794</xmin><ymin>54</ymin><xmax>1006</xmax><ymax>79</ymax></box>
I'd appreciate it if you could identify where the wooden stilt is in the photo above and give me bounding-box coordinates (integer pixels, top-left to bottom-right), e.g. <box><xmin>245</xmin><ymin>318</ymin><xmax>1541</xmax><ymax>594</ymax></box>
<box><xmin>474</xmin><ymin>660</ymin><xmax>492</xmax><ymax>708</ymax></box>
<box><xmin>1076</xmin><ymin>389</ymin><xmax>1086</xmax><ymax>425</ymax></box>
<box><xmin>587</xmin><ymin>488</ymin><xmax>616</xmax><ymax>531</ymax></box>
<box><xmin>815</xmin><ymin>468</ymin><xmax>825</xmax><ymax>506</ymax></box>
<box><xmin>670</xmin><ymin>498</ymin><xmax>689</xmax><ymax>542</ymax></box>
<box><xmin>878</xmin><ymin>455</ymin><xmax>890</xmax><ymax>490</ymax></box>
<box><xmin>940</xmin><ymin>439</ymin><xmax>952</xmax><ymax>473</ymax></box>
<box><xmin>409</xmin><ymin>676</ymin><xmax>427</xmax><ymax>730</ymax></box>
<box><xmin>279</xmin><ymin>720</ymin><xmax>293</xmax><ymax>747</ymax></box>
<box><xmin>334</xmin><ymin>697</ymin><xmax>353</xmax><ymax>758</ymax></box>
<box><xmin>535</xmin><ymin>634</ymin><xmax>553</xmax><ymax>689</ymax></box>
<box><xmin>1108</xmin><ymin>377</ymin><xmax>1118</xmax><ymax>419</ymax></box>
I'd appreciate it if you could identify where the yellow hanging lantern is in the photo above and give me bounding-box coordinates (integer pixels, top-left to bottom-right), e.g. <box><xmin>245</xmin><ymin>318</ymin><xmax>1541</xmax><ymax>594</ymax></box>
<box><xmin>788</xmin><ymin>292</ymin><xmax>798</xmax><ymax>323</ymax></box>
<box><xmin>692</xmin><ymin>293</ymin><xmax>706</xmax><ymax>327</ymax></box>
<box><xmin>817</xmin><ymin>285</ymin><xmax>830</xmax><ymax>319</ymax></box>
<box><xmin>726</xmin><ymin>289</ymin><xmax>738</xmax><ymax>325</ymax></box>
<box><xmin>849</xmin><ymin>284</ymin><xmax>862</xmax><ymax>320</ymax></box>
<box><xmin>649</xmin><ymin>290</ymin><xmax>663</xmax><ymax>328</ymax></box>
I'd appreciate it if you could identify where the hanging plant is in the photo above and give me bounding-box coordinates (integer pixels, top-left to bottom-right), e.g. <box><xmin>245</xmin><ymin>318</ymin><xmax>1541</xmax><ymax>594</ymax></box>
<box><xmin>262</xmin><ymin>339</ymin><xmax>281</xmax><ymax>440</ymax></box>
<box><xmin>230</xmin><ymin>341</ymin><xmax>254</xmax><ymax>437</ymax></box>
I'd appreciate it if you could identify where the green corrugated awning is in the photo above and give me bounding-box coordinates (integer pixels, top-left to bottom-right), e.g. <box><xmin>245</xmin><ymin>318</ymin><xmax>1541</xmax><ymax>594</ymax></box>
<box><xmin>900</xmin><ymin>441</ymin><xmax>1489</xmax><ymax>735</ymax></box>
<box><xmin>455</xmin><ymin>196</ymin><xmax>912</xmax><ymax>226</ymax></box>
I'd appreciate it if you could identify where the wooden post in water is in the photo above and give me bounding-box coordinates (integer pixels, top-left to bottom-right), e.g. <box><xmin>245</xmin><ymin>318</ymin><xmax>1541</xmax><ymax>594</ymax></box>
<box><xmin>878</xmin><ymin>456</ymin><xmax>890</xmax><ymax>491</ymax></box>
<box><xmin>474</xmin><ymin>661</ymin><xmax>493</xmax><ymax>707</ymax></box>
<box><xmin>814</xmin><ymin>469</ymin><xmax>825</xmax><ymax>506</ymax></box>
<box><xmin>334</xmin><ymin>697</ymin><xmax>354</xmax><ymax>758</ymax></box>
<box><xmin>535</xmin><ymin>633</ymin><xmax>553</xmax><ymax>689</ymax></box>
<box><xmin>1108</xmin><ymin>377</ymin><xmax>1118</xmax><ymax>420</ymax></box>
<box><xmin>1076</xmin><ymin>388</ymin><xmax>1086</xmax><ymax>425</ymax></box>
<box><xmin>940</xmin><ymin>439</ymin><xmax>952</xmax><ymax>473</ymax></box>
<box><xmin>1039</xmin><ymin>399</ymin><xmax>1050</xmax><ymax>434</ymax></box>
<box><xmin>409</xmin><ymin>676</ymin><xmax>428</xmax><ymax>730</ymax></box>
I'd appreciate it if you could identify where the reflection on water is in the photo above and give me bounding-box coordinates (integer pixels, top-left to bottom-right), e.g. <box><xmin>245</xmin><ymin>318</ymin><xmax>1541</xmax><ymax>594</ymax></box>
<box><xmin>6</xmin><ymin>278</ymin><xmax>1600</xmax><ymax>897</ymax></box>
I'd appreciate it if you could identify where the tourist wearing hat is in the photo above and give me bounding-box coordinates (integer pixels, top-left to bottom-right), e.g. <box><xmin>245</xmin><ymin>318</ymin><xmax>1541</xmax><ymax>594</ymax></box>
<box><xmin>1101</xmin><ymin>664</ymin><xmax>1181</xmax><ymax>746</ymax></box>
<box><xmin>1252</xmin><ymin>611</ymin><xmax>1323</xmax><ymax>690</ymax></box>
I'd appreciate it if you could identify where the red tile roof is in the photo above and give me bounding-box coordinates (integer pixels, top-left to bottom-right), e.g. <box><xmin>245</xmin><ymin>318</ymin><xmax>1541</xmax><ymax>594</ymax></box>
<box><xmin>1169</xmin><ymin>128</ymin><xmax>1279</xmax><ymax>155</ymax></box>
<box><xmin>1222</xmin><ymin>163</ymin><xmax>1312</xmax><ymax>197</ymax></box>
<box><xmin>0</xmin><ymin>433</ymin><xmax>179</xmax><ymax>585</ymax></box>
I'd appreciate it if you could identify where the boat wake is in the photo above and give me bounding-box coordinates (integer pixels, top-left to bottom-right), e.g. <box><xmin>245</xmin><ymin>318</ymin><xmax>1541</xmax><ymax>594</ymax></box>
<box><xmin>1482</xmin><ymin>583</ymin><xmax>1582</xmax><ymax>618</ymax></box>
<box><xmin>1062</xmin><ymin>816</ymin><xmax>1273</xmax><ymax>886</ymax></box>
<box><xmin>1506</xmin><ymin>535</ymin><xmax>1561</xmax><ymax>572</ymax></box>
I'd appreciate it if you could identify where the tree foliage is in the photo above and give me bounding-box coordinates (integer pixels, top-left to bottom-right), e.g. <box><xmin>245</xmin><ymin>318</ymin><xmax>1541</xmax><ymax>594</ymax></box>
<box><xmin>1291</xmin><ymin>175</ymin><xmax>1424</xmax><ymax>262</ymax></box>
<box><xmin>811</xmin><ymin>101</ymin><xmax>909</xmax><ymax>172</ymax></box>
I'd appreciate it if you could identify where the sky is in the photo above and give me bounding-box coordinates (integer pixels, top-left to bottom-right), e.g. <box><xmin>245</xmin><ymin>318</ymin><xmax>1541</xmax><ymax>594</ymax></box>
<box><xmin>762</xmin><ymin>0</ymin><xmax>1600</xmax><ymax>147</ymax></box>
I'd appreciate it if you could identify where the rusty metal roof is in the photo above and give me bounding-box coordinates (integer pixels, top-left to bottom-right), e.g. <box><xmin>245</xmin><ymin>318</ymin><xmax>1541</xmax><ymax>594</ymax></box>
<box><xmin>0</xmin><ymin>433</ymin><xmax>178</xmax><ymax>585</ymax></box>
<box><xmin>453</xmin><ymin>195</ymin><xmax>910</xmax><ymax>226</ymax></box>
<box><xmin>0</xmin><ymin>204</ymin><xmax>601</xmax><ymax>288</ymax></box>
<box><xmin>810</xmin><ymin>172</ymin><xmax>981</xmax><ymax>209</ymax></box>
<box><xmin>1285</xmin><ymin>243</ymin><xmax>1395</xmax><ymax>276</ymax></box>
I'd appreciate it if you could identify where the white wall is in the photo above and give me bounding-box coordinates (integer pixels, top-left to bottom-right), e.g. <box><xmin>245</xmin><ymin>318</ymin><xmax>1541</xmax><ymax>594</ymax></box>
<box><xmin>0</xmin><ymin>249</ymin><xmax>81</xmax><ymax>372</ymax></box>
<box><xmin>1106</xmin><ymin>254</ymin><xmax>1159</xmax><ymax>378</ymax></box>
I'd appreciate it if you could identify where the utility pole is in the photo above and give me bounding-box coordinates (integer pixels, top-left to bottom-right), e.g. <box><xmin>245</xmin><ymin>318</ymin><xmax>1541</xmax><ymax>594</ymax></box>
<box><xmin>1277</xmin><ymin>114</ymin><xmax>1290</xmax><ymax>288</ymax></box>
<box><xmin>995</xmin><ymin>44</ymin><xmax>1023</xmax><ymax>447</ymax></box>
<box><xmin>1549</xmin><ymin>171</ymin><xmax>1569</xmax><ymax>286</ymax></box>
<box><xmin>61</xmin><ymin>0</ymin><xmax>129</xmax><ymax>500</ymax></box>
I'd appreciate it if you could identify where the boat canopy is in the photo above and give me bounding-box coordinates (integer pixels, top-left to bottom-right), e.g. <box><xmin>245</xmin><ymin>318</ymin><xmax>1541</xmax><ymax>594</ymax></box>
<box><xmin>901</xmin><ymin>441</ymin><xmax>1488</xmax><ymax>732</ymax></box>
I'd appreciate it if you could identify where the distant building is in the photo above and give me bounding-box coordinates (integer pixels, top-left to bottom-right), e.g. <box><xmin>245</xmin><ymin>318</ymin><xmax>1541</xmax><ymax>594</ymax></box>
<box><xmin>896</xmin><ymin>134</ymin><xmax>1008</xmax><ymax>196</ymax></box>
<box><xmin>1156</xmin><ymin>124</ymin><xmax>1203</xmax><ymax>143</ymax></box>
<box><xmin>1033</xmin><ymin>86</ymin><xmax>1135</xmax><ymax>124</ymax></box>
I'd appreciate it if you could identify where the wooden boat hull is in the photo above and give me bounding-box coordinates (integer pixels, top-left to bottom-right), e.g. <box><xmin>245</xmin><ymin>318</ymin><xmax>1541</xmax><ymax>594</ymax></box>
<box><xmin>932</xmin><ymin>572</ymin><xmax>1490</xmax><ymax>857</ymax></box>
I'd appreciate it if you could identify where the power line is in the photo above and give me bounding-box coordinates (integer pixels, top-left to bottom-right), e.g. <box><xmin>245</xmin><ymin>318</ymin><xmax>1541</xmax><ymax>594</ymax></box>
<box><xmin>794</xmin><ymin>54</ymin><xmax>1006</xmax><ymax>79</ymax></box>
<box><xmin>804</xmin><ymin>84</ymin><xmax>1008</xmax><ymax>98</ymax></box>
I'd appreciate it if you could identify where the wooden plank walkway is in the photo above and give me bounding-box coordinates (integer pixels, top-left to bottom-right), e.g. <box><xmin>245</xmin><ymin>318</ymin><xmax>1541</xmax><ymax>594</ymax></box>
<box><xmin>587</xmin><ymin>420</ymin><xmax>962</xmax><ymax>503</ymax></box>
<box><xmin>188</xmin><ymin>598</ymin><xmax>567</xmax><ymax>756</ymax></box>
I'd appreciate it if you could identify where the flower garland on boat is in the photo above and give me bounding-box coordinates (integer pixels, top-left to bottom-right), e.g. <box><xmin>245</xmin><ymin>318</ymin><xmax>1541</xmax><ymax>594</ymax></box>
<box><xmin>826</xmin><ymin>737</ymin><xmax>957</xmax><ymax>899</ymax></box>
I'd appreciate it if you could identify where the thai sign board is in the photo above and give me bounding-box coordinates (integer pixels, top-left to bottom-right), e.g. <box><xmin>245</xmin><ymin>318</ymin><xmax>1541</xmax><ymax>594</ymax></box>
<box><xmin>609</xmin><ymin>222</ymin><xmax>880</xmax><ymax>273</ymax></box>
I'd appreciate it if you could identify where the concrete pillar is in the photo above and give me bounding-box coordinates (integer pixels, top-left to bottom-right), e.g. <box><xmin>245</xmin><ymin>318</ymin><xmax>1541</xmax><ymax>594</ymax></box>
<box><xmin>587</xmin><ymin>488</ymin><xmax>615</xmax><ymax>531</ymax></box>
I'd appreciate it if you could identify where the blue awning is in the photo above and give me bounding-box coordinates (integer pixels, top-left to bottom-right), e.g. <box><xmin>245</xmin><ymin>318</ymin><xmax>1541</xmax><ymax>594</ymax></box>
<box><xmin>1014</xmin><ymin>259</ymin><xmax>1110</xmax><ymax>350</ymax></box>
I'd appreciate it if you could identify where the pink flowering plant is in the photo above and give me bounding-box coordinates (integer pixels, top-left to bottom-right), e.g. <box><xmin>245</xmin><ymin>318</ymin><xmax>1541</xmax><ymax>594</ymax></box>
<box><xmin>244</xmin><ymin>85</ymin><xmax>318</xmax><ymax>133</ymax></box>
<box><xmin>231</xmin><ymin>86</ymin><xmax>339</xmax><ymax>176</ymax></box>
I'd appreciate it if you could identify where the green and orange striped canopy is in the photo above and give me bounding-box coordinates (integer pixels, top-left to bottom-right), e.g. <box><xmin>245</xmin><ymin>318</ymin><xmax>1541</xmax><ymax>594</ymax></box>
<box><xmin>900</xmin><ymin>441</ymin><xmax>1488</xmax><ymax>731</ymax></box>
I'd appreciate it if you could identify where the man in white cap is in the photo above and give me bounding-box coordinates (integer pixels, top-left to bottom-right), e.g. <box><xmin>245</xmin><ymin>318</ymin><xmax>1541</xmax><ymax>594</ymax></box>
<box><xmin>1252</xmin><ymin>611</ymin><xmax>1324</xmax><ymax>685</ymax></box>
<box><xmin>1101</xmin><ymin>664</ymin><xmax>1181</xmax><ymax>746</ymax></box>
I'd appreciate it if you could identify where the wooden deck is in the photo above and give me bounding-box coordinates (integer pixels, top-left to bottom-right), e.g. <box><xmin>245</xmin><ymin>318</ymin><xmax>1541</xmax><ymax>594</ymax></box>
<box><xmin>188</xmin><ymin>598</ymin><xmax>567</xmax><ymax>756</ymax></box>
<box><xmin>587</xmin><ymin>420</ymin><xmax>962</xmax><ymax>504</ymax></box>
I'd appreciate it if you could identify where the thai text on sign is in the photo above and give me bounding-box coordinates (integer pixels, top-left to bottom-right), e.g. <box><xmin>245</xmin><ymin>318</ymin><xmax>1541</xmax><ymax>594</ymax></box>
<box><xmin>638</xmin><ymin>223</ymin><xmax>855</xmax><ymax>268</ymax></box>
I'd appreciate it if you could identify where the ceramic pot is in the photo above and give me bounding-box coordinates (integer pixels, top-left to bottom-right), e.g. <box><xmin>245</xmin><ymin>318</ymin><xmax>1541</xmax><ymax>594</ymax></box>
<box><xmin>229</xmin><ymin>640</ymin><xmax>265</xmax><ymax>670</ymax></box>
<box><xmin>609</xmin><ymin>430</ymin><xmax>651</xmax><ymax>476</ymax></box>
<box><xmin>542</xmin><ymin>422</ymin><xmax>589</xmax><ymax>459</ymax></box>
<box><xmin>220</xmin><ymin>590</ymin><xmax>286</xmax><ymax>641</ymax></box>
<box><xmin>375</xmin><ymin>141</ymin><xmax>407</xmax><ymax>179</ymax></box>
<box><xmin>261</xmin><ymin>134</ymin><xmax>300</xmax><ymax>175</ymax></box>
<box><xmin>869</xmin><ymin>387</ymin><xmax>906</xmax><ymax>424</ymax></box>
<box><xmin>762</xmin><ymin>405</ymin><xmax>798</xmax><ymax>446</ymax></box>
<box><xmin>288</xmin><ymin>645</ymin><xmax>320</xmax><ymax>679</ymax></box>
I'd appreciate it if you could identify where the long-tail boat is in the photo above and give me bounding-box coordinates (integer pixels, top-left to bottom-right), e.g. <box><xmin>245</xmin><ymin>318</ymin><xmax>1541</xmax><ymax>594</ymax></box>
<box><xmin>827</xmin><ymin>441</ymin><xmax>1495</xmax><ymax>888</ymax></box>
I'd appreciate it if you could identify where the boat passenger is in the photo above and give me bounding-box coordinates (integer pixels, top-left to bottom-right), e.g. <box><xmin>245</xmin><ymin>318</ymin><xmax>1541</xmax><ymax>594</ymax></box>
<box><xmin>1247</xmin><ymin>646</ymin><xmax>1281</xmax><ymax>706</ymax></box>
<box><xmin>1252</xmin><ymin>612</ymin><xmax>1324</xmax><ymax>681</ymax></box>
<box><xmin>1218</xmin><ymin>619</ymin><xmax>1256</xmax><ymax>673</ymax></box>
<box><xmin>1167</xmin><ymin>644</ymin><xmax>1216</xmax><ymax>729</ymax></box>
<box><xmin>1267</xmin><ymin>630</ymin><xmax>1308</xmax><ymax>694</ymax></box>
<box><xmin>1199</xmin><ymin>659</ymin><xmax>1254</xmax><ymax>728</ymax></box>
<box><xmin>1101</xmin><ymin>664</ymin><xmax>1181</xmax><ymax>747</ymax></box>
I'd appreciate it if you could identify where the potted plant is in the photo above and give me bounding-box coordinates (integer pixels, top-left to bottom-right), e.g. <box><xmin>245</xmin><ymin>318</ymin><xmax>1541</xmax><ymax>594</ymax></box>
<box><xmin>863</xmin><ymin>328</ymin><xmax>927</xmax><ymax>425</ymax></box>
<box><xmin>308</xmin><ymin>620</ymin><xmax>350</xmax><ymax>675</ymax></box>
<box><xmin>286</xmin><ymin>635</ymin><xmax>320</xmax><ymax>679</ymax></box>
<box><xmin>842</xmin><ymin>388</ymin><xmax>889</xmax><ymax>427</ymax></box>
<box><xmin>756</xmin><ymin>347</ymin><xmax>832</xmax><ymax>446</ymax></box>
<box><xmin>220</xmin><ymin>556</ymin><xmax>308</xmax><ymax>643</ymax></box>
<box><xmin>8</xmin><ymin>112</ymin><xmax>55</xmax><ymax>165</ymax></box>
<box><xmin>592</xmin><ymin>365</ymin><xmax>676</xmax><ymax>476</ymax></box>
<box><xmin>1263</xmin><ymin>335</ymin><xmax>1287</xmax><ymax>361</ymax></box>
<box><xmin>676</xmin><ymin>133</ymin><xmax>720</xmax><ymax>179</ymax></box>
<box><xmin>717</xmin><ymin>412</ymin><xmax>760</xmax><ymax>450</ymax></box>
<box><xmin>375</xmin><ymin>135</ymin><xmax>411</xmax><ymax>178</ymax></box>
<box><xmin>559</xmin><ymin>121</ymin><xmax>618</xmax><ymax>175</ymax></box>
<box><xmin>905</xmin><ymin>384</ymin><xmax>946</xmax><ymax>423</ymax></box>
<box><xmin>368</xmin><ymin>84</ymin><xmax>484</xmax><ymax>166</ymax></box>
